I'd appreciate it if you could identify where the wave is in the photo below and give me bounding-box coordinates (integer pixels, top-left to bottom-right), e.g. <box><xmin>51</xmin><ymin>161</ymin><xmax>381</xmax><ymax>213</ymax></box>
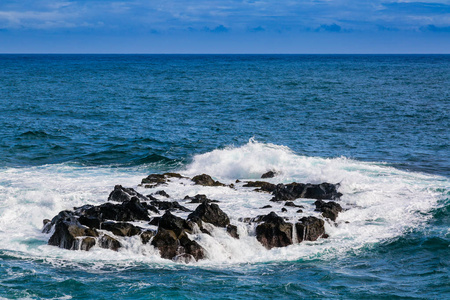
<box><xmin>0</xmin><ymin>139</ymin><xmax>447</xmax><ymax>268</ymax></box>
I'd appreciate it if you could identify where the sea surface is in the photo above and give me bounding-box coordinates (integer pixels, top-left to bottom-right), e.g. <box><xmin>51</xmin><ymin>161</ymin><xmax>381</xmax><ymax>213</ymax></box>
<box><xmin>0</xmin><ymin>54</ymin><xmax>448</xmax><ymax>299</ymax></box>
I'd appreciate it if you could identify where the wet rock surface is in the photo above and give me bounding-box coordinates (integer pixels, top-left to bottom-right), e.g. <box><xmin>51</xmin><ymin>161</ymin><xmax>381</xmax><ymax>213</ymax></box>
<box><xmin>261</xmin><ymin>171</ymin><xmax>277</xmax><ymax>178</ymax></box>
<box><xmin>108</xmin><ymin>185</ymin><xmax>149</xmax><ymax>203</ymax></box>
<box><xmin>192</xmin><ymin>174</ymin><xmax>226</xmax><ymax>187</ymax></box>
<box><xmin>150</xmin><ymin>211</ymin><xmax>205</xmax><ymax>261</ymax></box>
<box><xmin>184</xmin><ymin>194</ymin><xmax>219</xmax><ymax>204</ymax></box>
<box><xmin>295</xmin><ymin>217</ymin><xmax>326</xmax><ymax>242</ymax></box>
<box><xmin>271</xmin><ymin>182</ymin><xmax>342</xmax><ymax>202</ymax></box>
<box><xmin>256</xmin><ymin>212</ymin><xmax>293</xmax><ymax>249</ymax></box>
<box><xmin>188</xmin><ymin>202</ymin><xmax>230</xmax><ymax>228</ymax></box>
<box><xmin>141</xmin><ymin>173</ymin><xmax>186</xmax><ymax>188</ymax></box>
<box><xmin>314</xmin><ymin>200</ymin><xmax>343</xmax><ymax>221</ymax></box>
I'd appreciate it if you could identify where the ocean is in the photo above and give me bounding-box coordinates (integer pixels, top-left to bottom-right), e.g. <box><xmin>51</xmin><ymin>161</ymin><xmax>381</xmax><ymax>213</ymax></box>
<box><xmin>0</xmin><ymin>54</ymin><xmax>448</xmax><ymax>299</ymax></box>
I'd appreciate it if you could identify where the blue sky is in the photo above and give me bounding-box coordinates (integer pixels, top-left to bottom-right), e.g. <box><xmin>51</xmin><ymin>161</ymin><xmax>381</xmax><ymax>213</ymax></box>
<box><xmin>1</xmin><ymin>0</ymin><xmax>449</xmax><ymax>53</ymax></box>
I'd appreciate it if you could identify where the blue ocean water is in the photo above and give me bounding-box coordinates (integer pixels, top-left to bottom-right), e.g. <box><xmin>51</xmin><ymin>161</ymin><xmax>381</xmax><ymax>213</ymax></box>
<box><xmin>0</xmin><ymin>55</ymin><xmax>449</xmax><ymax>299</ymax></box>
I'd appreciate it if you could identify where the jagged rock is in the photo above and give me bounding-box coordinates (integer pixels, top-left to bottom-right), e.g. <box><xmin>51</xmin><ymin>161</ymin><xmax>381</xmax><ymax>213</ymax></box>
<box><xmin>158</xmin><ymin>211</ymin><xmax>193</xmax><ymax>236</ymax></box>
<box><xmin>184</xmin><ymin>194</ymin><xmax>219</xmax><ymax>204</ymax></box>
<box><xmin>255</xmin><ymin>212</ymin><xmax>293</xmax><ymax>249</ymax></box>
<box><xmin>192</xmin><ymin>174</ymin><xmax>225</xmax><ymax>187</ymax></box>
<box><xmin>141</xmin><ymin>173</ymin><xmax>185</xmax><ymax>188</ymax></box>
<box><xmin>78</xmin><ymin>197</ymin><xmax>152</xmax><ymax>222</ymax></box>
<box><xmin>243</xmin><ymin>181</ymin><xmax>276</xmax><ymax>193</ymax></box>
<box><xmin>284</xmin><ymin>202</ymin><xmax>304</xmax><ymax>208</ymax></box>
<box><xmin>226</xmin><ymin>224</ymin><xmax>239</xmax><ymax>239</ymax></box>
<box><xmin>314</xmin><ymin>200</ymin><xmax>343</xmax><ymax>221</ymax></box>
<box><xmin>155</xmin><ymin>190</ymin><xmax>170</xmax><ymax>198</ymax></box>
<box><xmin>99</xmin><ymin>234</ymin><xmax>121</xmax><ymax>251</ymax></box>
<box><xmin>78</xmin><ymin>237</ymin><xmax>96</xmax><ymax>251</ymax></box>
<box><xmin>141</xmin><ymin>202</ymin><xmax>160</xmax><ymax>214</ymax></box>
<box><xmin>48</xmin><ymin>212</ymin><xmax>98</xmax><ymax>250</ymax></box>
<box><xmin>101</xmin><ymin>221</ymin><xmax>142</xmax><ymax>237</ymax></box>
<box><xmin>151</xmin><ymin>211</ymin><xmax>204</xmax><ymax>261</ymax></box>
<box><xmin>295</xmin><ymin>216</ymin><xmax>325</xmax><ymax>242</ymax></box>
<box><xmin>151</xmin><ymin>229</ymin><xmax>204</xmax><ymax>261</ymax></box>
<box><xmin>149</xmin><ymin>217</ymin><xmax>160</xmax><ymax>226</ymax></box>
<box><xmin>188</xmin><ymin>202</ymin><xmax>230</xmax><ymax>228</ymax></box>
<box><xmin>260</xmin><ymin>205</ymin><xmax>272</xmax><ymax>209</ymax></box>
<box><xmin>78</xmin><ymin>215</ymin><xmax>101</xmax><ymax>229</ymax></box>
<box><xmin>42</xmin><ymin>219</ymin><xmax>52</xmax><ymax>233</ymax></box>
<box><xmin>108</xmin><ymin>185</ymin><xmax>149</xmax><ymax>203</ymax></box>
<box><xmin>150</xmin><ymin>199</ymin><xmax>192</xmax><ymax>212</ymax></box>
<box><xmin>261</xmin><ymin>171</ymin><xmax>277</xmax><ymax>178</ymax></box>
<box><xmin>281</xmin><ymin>208</ymin><xmax>287</xmax><ymax>212</ymax></box>
<box><xmin>271</xmin><ymin>182</ymin><xmax>341</xmax><ymax>202</ymax></box>
<box><xmin>140</xmin><ymin>230</ymin><xmax>155</xmax><ymax>244</ymax></box>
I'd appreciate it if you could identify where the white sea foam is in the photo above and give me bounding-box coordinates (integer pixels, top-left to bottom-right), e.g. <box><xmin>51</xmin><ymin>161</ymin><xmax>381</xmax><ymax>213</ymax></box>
<box><xmin>0</xmin><ymin>140</ymin><xmax>447</xmax><ymax>268</ymax></box>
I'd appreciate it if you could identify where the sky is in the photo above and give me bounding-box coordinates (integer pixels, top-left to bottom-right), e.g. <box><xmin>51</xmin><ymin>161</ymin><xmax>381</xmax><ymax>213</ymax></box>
<box><xmin>0</xmin><ymin>0</ymin><xmax>449</xmax><ymax>53</ymax></box>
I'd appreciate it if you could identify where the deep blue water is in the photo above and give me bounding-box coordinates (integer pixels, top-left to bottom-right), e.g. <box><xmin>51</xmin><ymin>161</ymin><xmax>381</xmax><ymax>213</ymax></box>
<box><xmin>0</xmin><ymin>55</ymin><xmax>449</xmax><ymax>299</ymax></box>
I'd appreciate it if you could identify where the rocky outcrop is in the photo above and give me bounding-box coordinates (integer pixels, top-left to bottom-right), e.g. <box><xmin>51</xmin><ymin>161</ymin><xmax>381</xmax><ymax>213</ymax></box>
<box><xmin>100</xmin><ymin>221</ymin><xmax>142</xmax><ymax>237</ymax></box>
<box><xmin>141</xmin><ymin>173</ymin><xmax>185</xmax><ymax>188</ymax></box>
<box><xmin>150</xmin><ymin>211</ymin><xmax>204</xmax><ymax>261</ymax></box>
<box><xmin>188</xmin><ymin>202</ymin><xmax>230</xmax><ymax>228</ymax></box>
<box><xmin>108</xmin><ymin>185</ymin><xmax>149</xmax><ymax>203</ymax></box>
<box><xmin>271</xmin><ymin>182</ymin><xmax>342</xmax><ymax>202</ymax></box>
<box><xmin>295</xmin><ymin>217</ymin><xmax>326</xmax><ymax>242</ymax></box>
<box><xmin>184</xmin><ymin>194</ymin><xmax>219</xmax><ymax>204</ymax></box>
<box><xmin>47</xmin><ymin>212</ymin><xmax>98</xmax><ymax>250</ymax></box>
<box><xmin>150</xmin><ymin>199</ymin><xmax>192</xmax><ymax>212</ymax></box>
<box><xmin>192</xmin><ymin>174</ymin><xmax>226</xmax><ymax>187</ymax></box>
<box><xmin>243</xmin><ymin>181</ymin><xmax>276</xmax><ymax>193</ymax></box>
<box><xmin>314</xmin><ymin>200</ymin><xmax>343</xmax><ymax>221</ymax></box>
<box><xmin>77</xmin><ymin>197</ymin><xmax>154</xmax><ymax>222</ymax></box>
<box><xmin>154</xmin><ymin>190</ymin><xmax>170</xmax><ymax>198</ymax></box>
<box><xmin>226</xmin><ymin>224</ymin><xmax>239</xmax><ymax>239</ymax></box>
<box><xmin>43</xmin><ymin>173</ymin><xmax>343</xmax><ymax>262</ymax></box>
<box><xmin>256</xmin><ymin>212</ymin><xmax>293</xmax><ymax>249</ymax></box>
<box><xmin>261</xmin><ymin>171</ymin><xmax>277</xmax><ymax>178</ymax></box>
<box><xmin>99</xmin><ymin>235</ymin><xmax>121</xmax><ymax>251</ymax></box>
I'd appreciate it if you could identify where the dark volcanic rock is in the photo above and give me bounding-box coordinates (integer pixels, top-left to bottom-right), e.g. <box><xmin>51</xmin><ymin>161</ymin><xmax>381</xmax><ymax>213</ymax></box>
<box><xmin>255</xmin><ymin>212</ymin><xmax>293</xmax><ymax>249</ymax></box>
<box><xmin>141</xmin><ymin>173</ymin><xmax>185</xmax><ymax>188</ymax></box>
<box><xmin>78</xmin><ymin>197</ymin><xmax>152</xmax><ymax>222</ymax></box>
<box><xmin>48</xmin><ymin>212</ymin><xmax>98</xmax><ymax>250</ymax></box>
<box><xmin>140</xmin><ymin>230</ymin><xmax>155</xmax><ymax>244</ymax></box>
<box><xmin>284</xmin><ymin>201</ymin><xmax>304</xmax><ymax>208</ymax></box>
<box><xmin>99</xmin><ymin>234</ymin><xmax>121</xmax><ymax>251</ymax></box>
<box><xmin>243</xmin><ymin>181</ymin><xmax>276</xmax><ymax>193</ymax></box>
<box><xmin>226</xmin><ymin>224</ymin><xmax>239</xmax><ymax>239</ymax></box>
<box><xmin>261</xmin><ymin>171</ymin><xmax>277</xmax><ymax>178</ymax></box>
<box><xmin>260</xmin><ymin>205</ymin><xmax>272</xmax><ymax>209</ymax></box>
<box><xmin>101</xmin><ymin>221</ymin><xmax>142</xmax><ymax>237</ymax></box>
<box><xmin>151</xmin><ymin>211</ymin><xmax>205</xmax><ymax>261</ymax></box>
<box><xmin>271</xmin><ymin>182</ymin><xmax>341</xmax><ymax>202</ymax></box>
<box><xmin>79</xmin><ymin>237</ymin><xmax>96</xmax><ymax>251</ymax></box>
<box><xmin>155</xmin><ymin>190</ymin><xmax>170</xmax><ymax>198</ymax></box>
<box><xmin>188</xmin><ymin>202</ymin><xmax>230</xmax><ymax>228</ymax></box>
<box><xmin>148</xmin><ymin>217</ymin><xmax>160</xmax><ymax>226</ymax></box>
<box><xmin>78</xmin><ymin>215</ymin><xmax>101</xmax><ymax>229</ymax></box>
<box><xmin>295</xmin><ymin>216</ymin><xmax>326</xmax><ymax>242</ymax></box>
<box><xmin>150</xmin><ymin>199</ymin><xmax>192</xmax><ymax>212</ymax></box>
<box><xmin>108</xmin><ymin>185</ymin><xmax>149</xmax><ymax>203</ymax></box>
<box><xmin>158</xmin><ymin>211</ymin><xmax>193</xmax><ymax>236</ymax></box>
<box><xmin>192</xmin><ymin>174</ymin><xmax>225</xmax><ymax>187</ymax></box>
<box><xmin>314</xmin><ymin>200</ymin><xmax>343</xmax><ymax>221</ymax></box>
<box><xmin>184</xmin><ymin>194</ymin><xmax>219</xmax><ymax>204</ymax></box>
